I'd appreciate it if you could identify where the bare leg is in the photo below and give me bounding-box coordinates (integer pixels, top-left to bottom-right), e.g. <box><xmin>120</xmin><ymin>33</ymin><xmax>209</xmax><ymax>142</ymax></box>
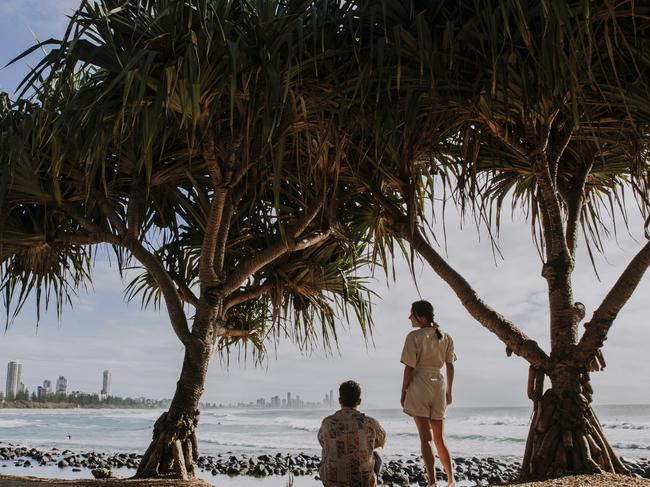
<box><xmin>413</xmin><ymin>416</ymin><xmax>436</xmax><ymax>485</ymax></box>
<box><xmin>430</xmin><ymin>419</ymin><xmax>455</xmax><ymax>485</ymax></box>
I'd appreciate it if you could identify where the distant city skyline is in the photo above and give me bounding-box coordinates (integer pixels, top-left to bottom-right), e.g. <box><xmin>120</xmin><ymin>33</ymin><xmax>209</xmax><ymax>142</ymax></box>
<box><xmin>1</xmin><ymin>361</ymin><xmax>115</xmax><ymax>400</ymax></box>
<box><xmin>2</xmin><ymin>361</ymin><xmax>342</xmax><ymax>406</ymax></box>
<box><xmin>202</xmin><ymin>388</ymin><xmax>338</xmax><ymax>409</ymax></box>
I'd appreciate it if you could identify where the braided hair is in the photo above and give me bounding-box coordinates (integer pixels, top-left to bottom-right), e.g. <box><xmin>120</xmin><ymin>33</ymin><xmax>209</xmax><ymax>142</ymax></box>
<box><xmin>411</xmin><ymin>300</ymin><xmax>442</xmax><ymax>339</ymax></box>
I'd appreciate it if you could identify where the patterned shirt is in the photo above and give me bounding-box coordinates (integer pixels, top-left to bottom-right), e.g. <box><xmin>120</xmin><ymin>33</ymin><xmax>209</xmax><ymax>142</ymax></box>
<box><xmin>318</xmin><ymin>408</ymin><xmax>386</xmax><ymax>487</ymax></box>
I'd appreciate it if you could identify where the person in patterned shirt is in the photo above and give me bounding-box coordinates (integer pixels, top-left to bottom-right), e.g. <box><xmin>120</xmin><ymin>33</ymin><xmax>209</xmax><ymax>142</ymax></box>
<box><xmin>318</xmin><ymin>380</ymin><xmax>386</xmax><ymax>487</ymax></box>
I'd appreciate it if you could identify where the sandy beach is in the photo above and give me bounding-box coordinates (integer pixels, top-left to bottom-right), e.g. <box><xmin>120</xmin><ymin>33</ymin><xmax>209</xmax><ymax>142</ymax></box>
<box><xmin>0</xmin><ymin>473</ymin><xmax>649</xmax><ymax>487</ymax></box>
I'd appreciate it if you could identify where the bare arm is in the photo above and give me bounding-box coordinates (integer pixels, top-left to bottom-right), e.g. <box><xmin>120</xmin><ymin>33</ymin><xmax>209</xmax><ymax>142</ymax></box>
<box><xmin>401</xmin><ymin>365</ymin><xmax>415</xmax><ymax>407</ymax></box>
<box><xmin>445</xmin><ymin>362</ymin><xmax>455</xmax><ymax>405</ymax></box>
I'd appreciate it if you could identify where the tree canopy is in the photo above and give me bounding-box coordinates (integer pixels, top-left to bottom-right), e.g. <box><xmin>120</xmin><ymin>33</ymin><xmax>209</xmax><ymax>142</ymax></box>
<box><xmin>0</xmin><ymin>0</ymin><xmax>375</xmax><ymax>357</ymax></box>
<box><xmin>1</xmin><ymin>0</ymin><xmax>649</xmax><ymax>480</ymax></box>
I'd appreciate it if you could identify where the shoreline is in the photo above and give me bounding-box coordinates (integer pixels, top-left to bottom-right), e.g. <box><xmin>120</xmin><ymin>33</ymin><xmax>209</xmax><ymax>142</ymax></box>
<box><xmin>0</xmin><ymin>473</ymin><xmax>649</xmax><ymax>487</ymax></box>
<box><xmin>2</xmin><ymin>444</ymin><xmax>650</xmax><ymax>487</ymax></box>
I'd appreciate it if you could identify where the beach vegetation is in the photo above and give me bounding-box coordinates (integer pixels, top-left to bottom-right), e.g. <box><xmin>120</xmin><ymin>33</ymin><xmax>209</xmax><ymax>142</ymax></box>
<box><xmin>341</xmin><ymin>0</ymin><xmax>650</xmax><ymax>480</ymax></box>
<box><xmin>0</xmin><ymin>0</ymin><xmax>649</xmax><ymax>482</ymax></box>
<box><xmin>0</xmin><ymin>0</ymin><xmax>373</xmax><ymax>479</ymax></box>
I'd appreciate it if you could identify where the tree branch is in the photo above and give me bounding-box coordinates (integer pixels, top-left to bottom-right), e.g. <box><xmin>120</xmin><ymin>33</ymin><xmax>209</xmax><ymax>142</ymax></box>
<box><xmin>479</xmin><ymin>115</ymin><xmax>529</xmax><ymax>158</ymax></box>
<box><xmin>547</xmin><ymin>122</ymin><xmax>573</xmax><ymax>187</ymax></box>
<box><xmin>198</xmin><ymin>130</ymin><xmax>242</xmax><ymax>284</ymax></box>
<box><xmin>223</xmin><ymin>283</ymin><xmax>274</xmax><ymax>313</ymax></box>
<box><xmin>214</xmin><ymin>326</ymin><xmax>255</xmax><ymax>338</ymax></box>
<box><xmin>291</xmin><ymin>199</ymin><xmax>325</xmax><ymax>238</ymax></box>
<box><xmin>564</xmin><ymin>159</ymin><xmax>594</xmax><ymax>257</ymax></box>
<box><xmin>533</xmin><ymin>155</ymin><xmax>570</xmax><ymax>261</ymax></box>
<box><xmin>408</xmin><ymin>224</ymin><xmax>550</xmax><ymax>368</ymax></box>
<box><xmin>576</xmin><ymin>240</ymin><xmax>650</xmax><ymax>361</ymax></box>
<box><xmin>60</xmin><ymin>198</ymin><xmax>192</xmax><ymax>344</ymax></box>
<box><xmin>58</xmin><ymin>202</ymin><xmax>120</xmax><ymax>245</ymax></box>
<box><xmin>127</xmin><ymin>174</ymin><xmax>143</xmax><ymax>240</ymax></box>
<box><xmin>94</xmin><ymin>193</ymin><xmax>128</xmax><ymax>237</ymax></box>
<box><xmin>127</xmin><ymin>240</ymin><xmax>192</xmax><ymax>345</ymax></box>
<box><xmin>168</xmin><ymin>270</ymin><xmax>199</xmax><ymax>307</ymax></box>
<box><xmin>200</xmin><ymin>120</ymin><xmax>222</xmax><ymax>187</ymax></box>
<box><xmin>199</xmin><ymin>188</ymin><xmax>227</xmax><ymax>284</ymax></box>
<box><xmin>52</xmin><ymin>232</ymin><xmax>117</xmax><ymax>246</ymax></box>
<box><xmin>214</xmin><ymin>194</ymin><xmax>235</xmax><ymax>276</ymax></box>
<box><xmin>221</xmin><ymin>216</ymin><xmax>331</xmax><ymax>297</ymax></box>
<box><xmin>374</xmin><ymin>191</ymin><xmax>551</xmax><ymax>369</ymax></box>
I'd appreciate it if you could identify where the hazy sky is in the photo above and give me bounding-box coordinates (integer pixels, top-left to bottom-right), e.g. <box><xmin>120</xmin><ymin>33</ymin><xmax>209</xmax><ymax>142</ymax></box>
<box><xmin>1</xmin><ymin>1</ymin><xmax>649</xmax><ymax>410</ymax></box>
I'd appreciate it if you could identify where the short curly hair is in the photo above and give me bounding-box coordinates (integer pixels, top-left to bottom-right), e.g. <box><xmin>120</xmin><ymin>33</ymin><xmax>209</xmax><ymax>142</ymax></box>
<box><xmin>339</xmin><ymin>380</ymin><xmax>362</xmax><ymax>407</ymax></box>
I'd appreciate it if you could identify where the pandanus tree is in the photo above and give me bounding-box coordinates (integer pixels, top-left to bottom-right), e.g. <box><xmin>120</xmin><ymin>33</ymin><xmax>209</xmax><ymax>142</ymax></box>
<box><xmin>342</xmin><ymin>0</ymin><xmax>650</xmax><ymax>479</ymax></box>
<box><xmin>0</xmin><ymin>0</ymin><xmax>373</xmax><ymax>478</ymax></box>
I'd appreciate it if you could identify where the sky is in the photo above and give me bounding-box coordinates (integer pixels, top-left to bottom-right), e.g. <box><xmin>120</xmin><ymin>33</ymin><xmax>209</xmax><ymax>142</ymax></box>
<box><xmin>0</xmin><ymin>1</ymin><xmax>649</xmax><ymax>410</ymax></box>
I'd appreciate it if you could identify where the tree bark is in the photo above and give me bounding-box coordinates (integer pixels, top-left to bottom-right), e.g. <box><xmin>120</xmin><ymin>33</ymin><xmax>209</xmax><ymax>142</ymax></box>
<box><xmin>521</xmin><ymin>361</ymin><xmax>627</xmax><ymax>479</ymax></box>
<box><xmin>135</xmin><ymin>300</ymin><xmax>218</xmax><ymax>479</ymax></box>
<box><xmin>541</xmin><ymin>254</ymin><xmax>578</xmax><ymax>360</ymax></box>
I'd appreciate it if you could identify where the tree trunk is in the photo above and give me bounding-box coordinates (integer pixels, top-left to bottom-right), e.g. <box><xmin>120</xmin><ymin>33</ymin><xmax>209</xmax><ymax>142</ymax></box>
<box><xmin>136</xmin><ymin>301</ymin><xmax>217</xmax><ymax>479</ymax></box>
<box><xmin>521</xmin><ymin>362</ymin><xmax>628</xmax><ymax>479</ymax></box>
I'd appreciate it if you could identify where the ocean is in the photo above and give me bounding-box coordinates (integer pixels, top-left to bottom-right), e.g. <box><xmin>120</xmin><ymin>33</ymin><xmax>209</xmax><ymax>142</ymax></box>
<box><xmin>1</xmin><ymin>405</ymin><xmax>649</xmax><ymax>485</ymax></box>
<box><xmin>1</xmin><ymin>405</ymin><xmax>649</xmax><ymax>458</ymax></box>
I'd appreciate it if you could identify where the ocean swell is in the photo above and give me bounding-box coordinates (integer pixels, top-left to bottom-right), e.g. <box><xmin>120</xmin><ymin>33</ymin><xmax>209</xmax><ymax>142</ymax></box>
<box><xmin>603</xmin><ymin>422</ymin><xmax>650</xmax><ymax>431</ymax></box>
<box><xmin>0</xmin><ymin>419</ymin><xmax>36</xmax><ymax>428</ymax></box>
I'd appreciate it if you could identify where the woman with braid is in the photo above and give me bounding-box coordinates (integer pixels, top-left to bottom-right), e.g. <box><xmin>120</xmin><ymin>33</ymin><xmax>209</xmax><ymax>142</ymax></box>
<box><xmin>400</xmin><ymin>300</ymin><xmax>457</xmax><ymax>487</ymax></box>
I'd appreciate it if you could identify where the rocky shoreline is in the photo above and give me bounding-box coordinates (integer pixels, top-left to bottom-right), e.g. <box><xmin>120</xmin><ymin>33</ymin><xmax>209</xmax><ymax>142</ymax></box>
<box><xmin>1</xmin><ymin>444</ymin><xmax>649</xmax><ymax>486</ymax></box>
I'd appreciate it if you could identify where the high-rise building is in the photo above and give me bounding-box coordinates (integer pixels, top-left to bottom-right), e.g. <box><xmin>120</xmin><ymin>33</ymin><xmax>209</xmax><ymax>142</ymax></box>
<box><xmin>56</xmin><ymin>376</ymin><xmax>68</xmax><ymax>396</ymax></box>
<box><xmin>101</xmin><ymin>370</ymin><xmax>111</xmax><ymax>396</ymax></box>
<box><xmin>271</xmin><ymin>395</ymin><xmax>280</xmax><ymax>408</ymax></box>
<box><xmin>5</xmin><ymin>361</ymin><xmax>22</xmax><ymax>400</ymax></box>
<box><xmin>286</xmin><ymin>392</ymin><xmax>292</xmax><ymax>408</ymax></box>
<box><xmin>329</xmin><ymin>389</ymin><xmax>334</xmax><ymax>406</ymax></box>
<box><xmin>38</xmin><ymin>380</ymin><xmax>53</xmax><ymax>400</ymax></box>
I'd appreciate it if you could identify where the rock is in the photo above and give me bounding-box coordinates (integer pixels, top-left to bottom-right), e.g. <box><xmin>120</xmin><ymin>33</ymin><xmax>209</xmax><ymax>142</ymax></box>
<box><xmin>72</xmin><ymin>468</ymin><xmax>82</xmax><ymax>472</ymax></box>
<box><xmin>489</xmin><ymin>475</ymin><xmax>506</xmax><ymax>484</ymax></box>
<box><xmin>392</xmin><ymin>471</ymin><xmax>410</xmax><ymax>485</ymax></box>
<box><xmin>58</xmin><ymin>460</ymin><xmax>69</xmax><ymax>468</ymax></box>
<box><xmin>92</xmin><ymin>468</ymin><xmax>118</xmax><ymax>479</ymax></box>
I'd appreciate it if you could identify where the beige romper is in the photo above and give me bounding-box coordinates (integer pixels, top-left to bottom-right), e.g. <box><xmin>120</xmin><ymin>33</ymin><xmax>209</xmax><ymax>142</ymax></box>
<box><xmin>400</xmin><ymin>327</ymin><xmax>456</xmax><ymax>420</ymax></box>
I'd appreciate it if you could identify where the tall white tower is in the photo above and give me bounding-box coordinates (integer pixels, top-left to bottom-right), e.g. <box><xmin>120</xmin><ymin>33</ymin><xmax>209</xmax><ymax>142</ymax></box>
<box><xmin>101</xmin><ymin>370</ymin><xmax>111</xmax><ymax>396</ymax></box>
<box><xmin>5</xmin><ymin>361</ymin><xmax>22</xmax><ymax>400</ymax></box>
